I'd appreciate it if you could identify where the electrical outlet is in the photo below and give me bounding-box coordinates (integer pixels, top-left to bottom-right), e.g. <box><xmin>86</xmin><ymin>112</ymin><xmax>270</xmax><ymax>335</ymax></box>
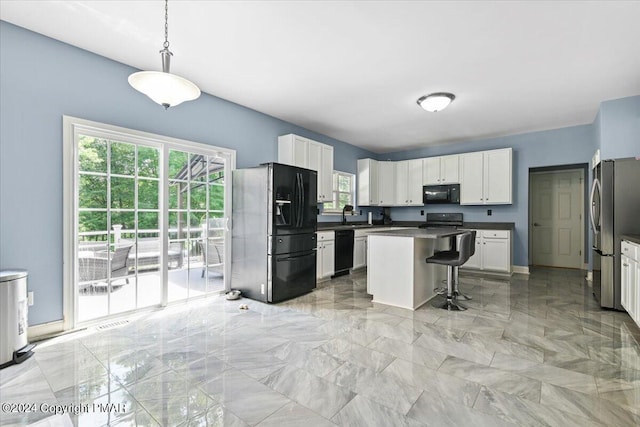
<box><xmin>420</xmin><ymin>210</ymin><xmax>424</xmax><ymax>216</ymax></box>
<box><xmin>487</xmin><ymin>209</ymin><xmax>492</xmax><ymax>216</ymax></box>
<box><xmin>28</xmin><ymin>291</ymin><xmax>34</xmax><ymax>306</ymax></box>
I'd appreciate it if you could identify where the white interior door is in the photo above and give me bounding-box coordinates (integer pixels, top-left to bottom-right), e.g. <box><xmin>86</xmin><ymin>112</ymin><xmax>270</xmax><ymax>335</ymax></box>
<box><xmin>530</xmin><ymin>170</ymin><xmax>584</xmax><ymax>269</ymax></box>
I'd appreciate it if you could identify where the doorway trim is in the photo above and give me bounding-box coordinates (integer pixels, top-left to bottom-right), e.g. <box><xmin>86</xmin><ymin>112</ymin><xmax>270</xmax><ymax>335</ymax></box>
<box><xmin>63</xmin><ymin>116</ymin><xmax>236</xmax><ymax>331</ymax></box>
<box><xmin>528</xmin><ymin>163</ymin><xmax>588</xmax><ymax>270</ymax></box>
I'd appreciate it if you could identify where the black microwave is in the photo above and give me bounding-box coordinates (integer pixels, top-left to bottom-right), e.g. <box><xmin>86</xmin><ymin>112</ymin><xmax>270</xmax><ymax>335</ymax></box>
<box><xmin>423</xmin><ymin>184</ymin><xmax>460</xmax><ymax>204</ymax></box>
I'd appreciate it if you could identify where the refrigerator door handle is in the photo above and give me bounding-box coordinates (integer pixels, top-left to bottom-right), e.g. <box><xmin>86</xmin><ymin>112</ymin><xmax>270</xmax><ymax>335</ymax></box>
<box><xmin>297</xmin><ymin>173</ymin><xmax>304</xmax><ymax>228</ymax></box>
<box><xmin>299</xmin><ymin>174</ymin><xmax>305</xmax><ymax>227</ymax></box>
<box><xmin>589</xmin><ymin>178</ymin><xmax>601</xmax><ymax>234</ymax></box>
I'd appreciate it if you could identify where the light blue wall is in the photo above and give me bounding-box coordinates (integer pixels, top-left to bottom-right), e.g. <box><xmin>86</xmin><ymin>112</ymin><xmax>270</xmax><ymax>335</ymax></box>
<box><xmin>2</xmin><ymin>20</ymin><xmax>638</xmax><ymax>326</ymax></box>
<box><xmin>599</xmin><ymin>96</ymin><xmax>640</xmax><ymax>160</ymax></box>
<box><xmin>381</xmin><ymin>125</ymin><xmax>598</xmax><ymax>268</ymax></box>
<box><xmin>0</xmin><ymin>22</ymin><xmax>375</xmax><ymax>325</ymax></box>
<box><xmin>379</xmin><ymin>95</ymin><xmax>640</xmax><ymax>268</ymax></box>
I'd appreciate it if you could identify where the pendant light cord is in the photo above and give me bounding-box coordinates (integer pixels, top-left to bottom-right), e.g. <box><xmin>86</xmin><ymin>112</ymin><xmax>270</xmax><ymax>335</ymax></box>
<box><xmin>163</xmin><ymin>0</ymin><xmax>170</xmax><ymax>49</ymax></box>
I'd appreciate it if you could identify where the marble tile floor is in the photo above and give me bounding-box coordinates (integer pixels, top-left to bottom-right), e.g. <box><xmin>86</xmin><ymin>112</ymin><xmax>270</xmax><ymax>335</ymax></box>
<box><xmin>2</xmin><ymin>267</ymin><xmax>640</xmax><ymax>426</ymax></box>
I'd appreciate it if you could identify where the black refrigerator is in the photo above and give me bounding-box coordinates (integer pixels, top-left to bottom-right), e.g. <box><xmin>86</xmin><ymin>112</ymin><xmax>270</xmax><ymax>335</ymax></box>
<box><xmin>590</xmin><ymin>157</ymin><xmax>640</xmax><ymax>310</ymax></box>
<box><xmin>231</xmin><ymin>163</ymin><xmax>317</xmax><ymax>302</ymax></box>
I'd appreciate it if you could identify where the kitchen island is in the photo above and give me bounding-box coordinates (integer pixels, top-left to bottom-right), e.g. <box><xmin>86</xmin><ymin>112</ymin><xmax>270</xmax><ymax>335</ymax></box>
<box><xmin>367</xmin><ymin>228</ymin><xmax>465</xmax><ymax>310</ymax></box>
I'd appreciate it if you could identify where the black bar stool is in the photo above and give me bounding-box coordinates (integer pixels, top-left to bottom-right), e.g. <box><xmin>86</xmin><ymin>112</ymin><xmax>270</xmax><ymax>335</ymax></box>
<box><xmin>426</xmin><ymin>231</ymin><xmax>475</xmax><ymax>311</ymax></box>
<box><xmin>453</xmin><ymin>230</ymin><xmax>476</xmax><ymax>301</ymax></box>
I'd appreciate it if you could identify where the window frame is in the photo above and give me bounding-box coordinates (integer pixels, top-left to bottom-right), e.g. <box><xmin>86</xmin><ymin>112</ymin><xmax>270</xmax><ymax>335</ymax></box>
<box><xmin>322</xmin><ymin>170</ymin><xmax>356</xmax><ymax>214</ymax></box>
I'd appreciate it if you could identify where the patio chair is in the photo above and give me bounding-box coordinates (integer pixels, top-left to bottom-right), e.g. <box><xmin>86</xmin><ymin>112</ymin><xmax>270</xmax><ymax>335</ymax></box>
<box><xmin>199</xmin><ymin>239</ymin><xmax>224</xmax><ymax>277</ymax></box>
<box><xmin>78</xmin><ymin>244</ymin><xmax>133</xmax><ymax>290</ymax></box>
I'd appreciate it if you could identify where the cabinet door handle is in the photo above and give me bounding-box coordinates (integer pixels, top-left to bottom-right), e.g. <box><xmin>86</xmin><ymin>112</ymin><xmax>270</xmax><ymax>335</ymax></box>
<box><xmin>623</xmin><ymin>263</ymin><xmax>629</xmax><ymax>267</ymax></box>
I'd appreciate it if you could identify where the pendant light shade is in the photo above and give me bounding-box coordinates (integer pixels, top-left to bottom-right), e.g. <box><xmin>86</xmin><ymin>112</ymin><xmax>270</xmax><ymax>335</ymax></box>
<box><xmin>128</xmin><ymin>71</ymin><xmax>200</xmax><ymax>109</ymax></box>
<box><xmin>417</xmin><ymin>92</ymin><xmax>455</xmax><ymax>112</ymax></box>
<box><xmin>128</xmin><ymin>0</ymin><xmax>200</xmax><ymax>109</ymax></box>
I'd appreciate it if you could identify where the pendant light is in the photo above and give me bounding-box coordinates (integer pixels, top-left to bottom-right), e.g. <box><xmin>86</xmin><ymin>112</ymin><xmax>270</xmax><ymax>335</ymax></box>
<box><xmin>417</xmin><ymin>92</ymin><xmax>455</xmax><ymax>112</ymax></box>
<box><xmin>128</xmin><ymin>0</ymin><xmax>200</xmax><ymax>109</ymax></box>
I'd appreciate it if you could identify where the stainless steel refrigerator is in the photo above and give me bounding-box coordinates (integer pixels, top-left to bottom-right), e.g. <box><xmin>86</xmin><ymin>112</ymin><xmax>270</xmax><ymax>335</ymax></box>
<box><xmin>590</xmin><ymin>157</ymin><xmax>640</xmax><ymax>310</ymax></box>
<box><xmin>231</xmin><ymin>163</ymin><xmax>317</xmax><ymax>303</ymax></box>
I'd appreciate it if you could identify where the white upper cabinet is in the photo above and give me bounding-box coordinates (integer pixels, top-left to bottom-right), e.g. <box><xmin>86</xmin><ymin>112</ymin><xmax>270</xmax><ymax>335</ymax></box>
<box><xmin>459</xmin><ymin>151</ymin><xmax>484</xmax><ymax>204</ymax></box>
<box><xmin>278</xmin><ymin>134</ymin><xmax>309</xmax><ymax>167</ymax></box>
<box><xmin>378</xmin><ymin>161</ymin><xmax>396</xmax><ymax>206</ymax></box>
<box><xmin>357</xmin><ymin>158</ymin><xmax>379</xmax><ymax>206</ymax></box>
<box><xmin>460</xmin><ymin>148</ymin><xmax>512</xmax><ymax>205</ymax></box>
<box><xmin>320</xmin><ymin>144</ymin><xmax>333</xmax><ymax>203</ymax></box>
<box><xmin>396</xmin><ymin>159</ymin><xmax>423</xmax><ymax>205</ymax></box>
<box><xmin>357</xmin><ymin>148</ymin><xmax>511</xmax><ymax>207</ymax></box>
<box><xmin>423</xmin><ymin>155</ymin><xmax>459</xmax><ymax>185</ymax></box>
<box><xmin>484</xmin><ymin>148</ymin><xmax>511</xmax><ymax>204</ymax></box>
<box><xmin>278</xmin><ymin>134</ymin><xmax>333</xmax><ymax>203</ymax></box>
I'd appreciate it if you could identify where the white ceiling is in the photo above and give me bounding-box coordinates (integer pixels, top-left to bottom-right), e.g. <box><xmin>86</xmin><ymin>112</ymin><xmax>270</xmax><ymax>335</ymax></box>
<box><xmin>2</xmin><ymin>1</ymin><xmax>639</xmax><ymax>153</ymax></box>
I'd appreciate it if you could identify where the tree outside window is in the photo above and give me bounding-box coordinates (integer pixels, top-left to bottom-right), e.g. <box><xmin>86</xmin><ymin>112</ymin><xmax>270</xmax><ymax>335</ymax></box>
<box><xmin>323</xmin><ymin>171</ymin><xmax>355</xmax><ymax>213</ymax></box>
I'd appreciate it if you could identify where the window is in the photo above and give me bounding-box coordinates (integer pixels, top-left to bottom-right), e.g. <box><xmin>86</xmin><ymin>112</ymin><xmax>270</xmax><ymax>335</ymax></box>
<box><xmin>323</xmin><ymin>171</ymin><xmax>355</xmax><ymax>213</ymax></box>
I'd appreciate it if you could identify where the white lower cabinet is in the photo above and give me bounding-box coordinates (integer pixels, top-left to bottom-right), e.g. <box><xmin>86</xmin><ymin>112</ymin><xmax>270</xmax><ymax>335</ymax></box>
<box><xmin>621</xmin><ymin>240</ymin><xmax>640</xmax><ymax>327</ymax></box>
<box><xmin>460</xmin><ymin>229</ymin><xmax>512</xmax><ymax>274</ymax></box>
<box><xmin>353</xmin><ymin>236</ymin><xmax>367</xmax><ymax>269</ymax></box>
<box><xmin>317</xmin><ymin>231</ymin><xmax>335</xmax><ymax>280</ymax></box>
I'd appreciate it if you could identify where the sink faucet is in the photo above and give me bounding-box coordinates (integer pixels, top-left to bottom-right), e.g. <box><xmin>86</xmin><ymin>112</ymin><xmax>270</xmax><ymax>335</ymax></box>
<box><xmin>342</xmin><ymin>204</ymin><xmax>354</xmax><ymax>225</ymax></box>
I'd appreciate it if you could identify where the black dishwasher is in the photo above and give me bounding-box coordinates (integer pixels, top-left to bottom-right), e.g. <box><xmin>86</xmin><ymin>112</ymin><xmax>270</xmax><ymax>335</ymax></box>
<box><xmin>333</xmin><ymin>229</ymin><xmax>354</xmax><ymax>277</ymax></box>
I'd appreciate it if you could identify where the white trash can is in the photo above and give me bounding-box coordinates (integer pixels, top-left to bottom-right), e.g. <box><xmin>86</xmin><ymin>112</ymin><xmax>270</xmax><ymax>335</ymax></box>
<box><xmin>0</xmin><ymin>269</ymin><xmax>34</xmax><ymax>368</ymax></box>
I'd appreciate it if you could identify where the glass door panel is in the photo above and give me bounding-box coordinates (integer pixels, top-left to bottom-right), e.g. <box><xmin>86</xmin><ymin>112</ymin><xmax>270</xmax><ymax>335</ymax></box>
<box><xmin>77</xmin><ymin>136</ymin><xmax>161</xmax><ymax>323</ymax></box>
<box><xmin>167</xmin><ymin>150</ymin><xmax>228</xmax><ymax>302</ymax></box>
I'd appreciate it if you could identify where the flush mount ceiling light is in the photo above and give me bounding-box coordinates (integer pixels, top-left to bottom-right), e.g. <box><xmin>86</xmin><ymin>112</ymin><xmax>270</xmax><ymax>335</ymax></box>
<box><xmin>128</xmin><ymin>0</ymin><xmax>200</xmax><ymax>109</ymax></box>
<box><xmin>417</xmin><ymin>92</ymin><xmax>456</xmax><ymax>112</ymax></box>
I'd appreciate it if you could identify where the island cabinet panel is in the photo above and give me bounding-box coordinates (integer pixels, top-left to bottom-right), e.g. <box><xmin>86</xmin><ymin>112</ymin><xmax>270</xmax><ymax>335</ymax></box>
<box><xmin>367</xmin><ymin>229</ymin><xmax>455</xmax><ymax>310</ymax></box>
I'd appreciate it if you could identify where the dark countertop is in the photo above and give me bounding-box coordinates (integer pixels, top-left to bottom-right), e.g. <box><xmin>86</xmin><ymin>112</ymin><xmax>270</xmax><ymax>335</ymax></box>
<box><xmin>621</xmin><ymin>234</ymin><xmax>640</xmax><ymax>245</ymax></box>
<box><xmin>317</xmin><ymin>221</ymin><xmax>515</xmax><ymax>231</ymax></box>
<box><xmin>368</xmin><ymin>228</ymin><xmax>465</xmax><ymax>239</ymax></box>
<box><xmin>462</xmin><ymin>222</ymin><xmax>515</xmax><ymax>230</ymax></box>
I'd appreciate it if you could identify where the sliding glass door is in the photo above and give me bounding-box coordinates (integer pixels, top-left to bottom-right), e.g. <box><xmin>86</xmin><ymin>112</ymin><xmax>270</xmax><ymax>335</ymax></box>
<box><xmin>67</xmin><ymin>117</ymin><xmax>234</xmax><ymax>327</ymax></box>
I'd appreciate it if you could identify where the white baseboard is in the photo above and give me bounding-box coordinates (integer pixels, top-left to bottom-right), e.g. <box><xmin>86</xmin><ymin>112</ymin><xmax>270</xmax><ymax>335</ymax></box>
<box><xmin>28</xmin><ymin>320</ymin><xmax>64</xmax><ymax>341</ymax></box>
<box><xmin>512</xmin><ymin>265</ymin><xmax>530</xmax><ymax>275</ymax></box>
